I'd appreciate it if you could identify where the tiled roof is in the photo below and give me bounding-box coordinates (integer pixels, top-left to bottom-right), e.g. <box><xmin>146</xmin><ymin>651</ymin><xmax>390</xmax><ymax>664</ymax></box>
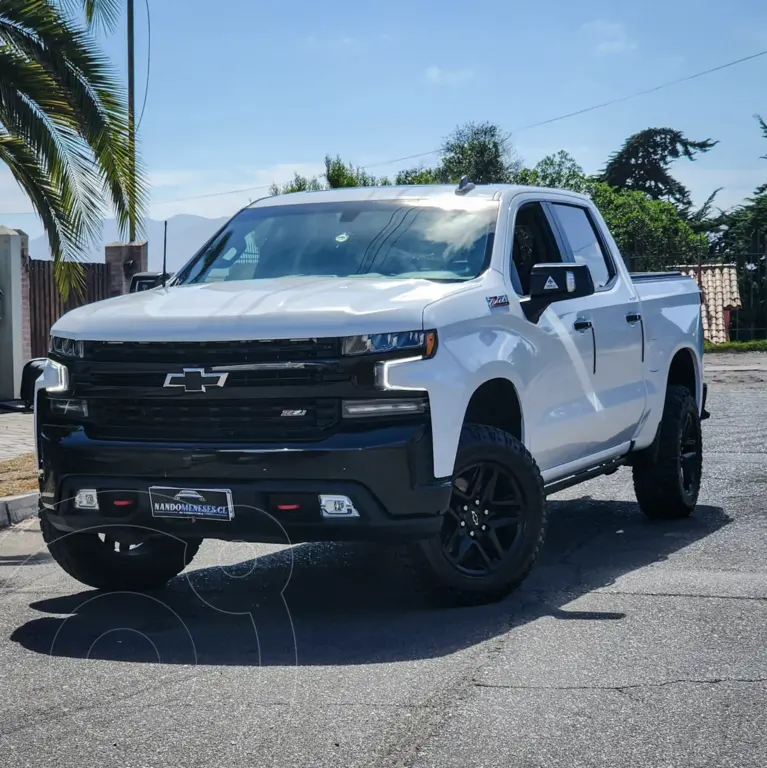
<box><xmin>673</xmin><ymin>263</ymin><xmax>742</xmax><ymax>344</ymax></box>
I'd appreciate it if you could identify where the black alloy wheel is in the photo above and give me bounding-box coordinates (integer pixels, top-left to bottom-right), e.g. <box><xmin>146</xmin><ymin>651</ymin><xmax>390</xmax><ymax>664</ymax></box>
<box><xmin>398</xmin><ymin>423</ymin><xmax>547</xmax><ymax>606</ymax></box>
<box><xmin>632</xmin><ymin>385</ymin><xmax>703</xmax><ymax>520</ymax></box>
<box><xmin>441</xmin><ymin>462</ymin><xmax>526</xmax><ymax>577</ymax></box>
<box><xmin>679</xmin><ymin>409</ymin><xmax>702</xmax><ymax>498</ymax></box>
<box><xmin>40</xmin><ymin>511</ymin><xmax>202</xmax><ymax>591</ymax></box>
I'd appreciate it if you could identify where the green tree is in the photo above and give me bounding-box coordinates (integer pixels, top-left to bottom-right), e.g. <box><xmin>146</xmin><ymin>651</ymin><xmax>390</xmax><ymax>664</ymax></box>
<box><xmin>1</xmin><ymin>0</ymin><xmax>145</xmax><ymax>296</ymax></box>
<box><xmin>749</xmin><ymin>113</ymin><xmax>767</xmax><ymax>197</ymax></box>
<box><xmin>271</xmin><ymin>156</ymin><xmax>391</xmax><ymax>195</ymax></box>
<box><xmin>324</xmin><ymin>154</ymin><xmax>389</xmax><ymax>188</ymax></box>
<box><xmin>269</xmin><ymin>172</ymin><xmax>324</xmax><ymax>196</ymax></box>
<box><xmin>757</xmin><ymin>113</ymin><xmax>767</xmax><ymax>155</ymax></box>
<box><xmin>600</xmin><ymin>128</ymin><xmax>718</xmax><ymax>209</ymax></box>
<box><xmin>514</xmin><ymin>151</ymin><xmax>589</xmax><ymax>192</ymax></box>
<box><xmin>394</xmin><ymin>165</ymin><xmax>441</xmax><ymax>185</ymax></box>
<box><xmin>439</xmin><ymin>121</ymin><xmax>522</xmax><ymax>184</ymax></box>
<box><xmin>585</xmin><ymin>181</ymin><xmax>706</xmax><ymax>268</ymax></box>
<box><xmin>706</xmin><ymin>115</ymin><xmax>767</xmax><ymax>253</ymax></box>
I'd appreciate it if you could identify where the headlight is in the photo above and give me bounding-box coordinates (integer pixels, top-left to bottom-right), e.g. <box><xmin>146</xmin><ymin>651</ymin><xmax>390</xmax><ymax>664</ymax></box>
<box><xmin>341</xmin><ymin>330</ymin><xmax>438</xmax><ymax>358</ymax></box>
<box><xmin>50</xmin><ymin>335</ymin><xmax>84</xmax><ymax>358</ymax></box>
<box><xmin>43</xmin><ymin>359</ymin><xmax>69</xmax><ymax>393</ymax></box>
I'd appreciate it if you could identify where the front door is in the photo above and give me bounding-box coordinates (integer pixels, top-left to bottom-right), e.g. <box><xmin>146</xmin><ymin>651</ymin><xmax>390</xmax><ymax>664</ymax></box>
<box><xmin>507</xmin><ymin>200</ymin><xmax>604</xmax><ymax>473</ymax></box>
<box><xmin>547</xmin><ymin>202</ymin><xmax>646</xmax><ymax>450</ymax></box>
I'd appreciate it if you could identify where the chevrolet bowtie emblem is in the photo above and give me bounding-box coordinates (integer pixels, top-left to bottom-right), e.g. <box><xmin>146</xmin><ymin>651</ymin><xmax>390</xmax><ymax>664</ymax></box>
<box><xmin>163</xmin><ymin>368</ymin><xmax>229</xmax><ymax>393</ymax></box>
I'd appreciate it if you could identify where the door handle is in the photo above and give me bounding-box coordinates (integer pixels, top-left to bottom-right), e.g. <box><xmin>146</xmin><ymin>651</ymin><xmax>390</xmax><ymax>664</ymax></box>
<box><xmin>573</xmin><ymin>318</ymin><xmax>592</xmax><ymax>332</ymax></box>
<box><xmin>626</xmin><ymin>312</ymin><xmax>642</xmax><ymax>324</ymax></box>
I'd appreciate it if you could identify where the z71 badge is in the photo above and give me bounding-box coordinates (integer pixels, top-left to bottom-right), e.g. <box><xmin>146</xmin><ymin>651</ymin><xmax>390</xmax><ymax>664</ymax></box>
<box><xmin>486</xmin><ymin>295</ymin><xmax>510</xmax><ymax>308</ymax></box>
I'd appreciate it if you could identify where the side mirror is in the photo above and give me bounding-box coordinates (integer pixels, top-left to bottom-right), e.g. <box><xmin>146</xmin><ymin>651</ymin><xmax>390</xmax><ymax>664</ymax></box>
<box><xmin>129</xmin><ymin>272</ymin><xmax>165</xmax><ymax>293</ymax></box>
<box><xmin>520</xmin><ymin>263</ymin><xmax>595</xmax><ymax>323</ymax></box>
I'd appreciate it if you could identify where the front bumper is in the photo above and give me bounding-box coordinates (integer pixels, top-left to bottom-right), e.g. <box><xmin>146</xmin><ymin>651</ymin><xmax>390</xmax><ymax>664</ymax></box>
<box><xmin>38</xmin><ymin>424</ymin><xmax>451</xmax><ymax>543</ymax></box>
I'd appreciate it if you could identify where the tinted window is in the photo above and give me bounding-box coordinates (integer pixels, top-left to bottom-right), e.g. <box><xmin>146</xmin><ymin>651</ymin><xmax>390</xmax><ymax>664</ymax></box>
<box><xmin>510</xmin><ymin>202</ymin><xmax>564</xmax><ymax>295</ymax></box>
<box><xmin>551</xmin><ymin>204</ymin><xmax>613</xmax><ymax>288</ymax></box>
<box><xmin>175</xmin><ymin>200</ymin><xmax>499</xmax><ymax>285</ymax></box>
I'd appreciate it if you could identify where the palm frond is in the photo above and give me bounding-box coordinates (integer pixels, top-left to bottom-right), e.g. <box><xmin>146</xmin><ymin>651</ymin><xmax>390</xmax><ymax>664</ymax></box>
<box><xmin>58</xmin><ymin>0</ymin><xmax>121</xmax><ymax>33</ymax></box>
<box><xmin>0</xmin><ymin>132</ymin><xmax>86</xmax><ymax>299</ymax></box>
<box><xmin>0</xmin><ymin>48</ymin><xmax>105</xmax><ymax>247</ymax></box>
<box><xmin>0</xmin><ymin>0</ymin><xmax>147</xmax><ymax>296</ymax></box>
<box><xmin>1</xmin><ymin>0</ymin><xmax>147</xmax><ymax>240</ymax></box>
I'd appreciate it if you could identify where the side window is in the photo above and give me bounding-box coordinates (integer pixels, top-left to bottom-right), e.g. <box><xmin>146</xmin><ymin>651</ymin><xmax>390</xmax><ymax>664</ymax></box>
<box><xmin>550</xmin><ymin>204</ymin><xmax>614</xmax><ymax>288</ymax></box>
<box><xmin>510</xmin><ymin>202</ymin><xmax>565</xmax><ymax>295</ymax></box>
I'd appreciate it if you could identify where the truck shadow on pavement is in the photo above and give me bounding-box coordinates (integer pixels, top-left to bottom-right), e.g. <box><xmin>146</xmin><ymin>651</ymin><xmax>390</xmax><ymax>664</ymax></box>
<box><xmin>9</xmin><ymin>498</ymin><xmax>730</xmax><ymax>666</ymax></box>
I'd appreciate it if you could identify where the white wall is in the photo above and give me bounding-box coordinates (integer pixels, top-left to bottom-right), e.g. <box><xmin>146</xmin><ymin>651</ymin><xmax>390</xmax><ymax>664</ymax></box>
<box><xmin>0</xmin><ymin>228</ymin><xmax>24</xmax><ymax>400</ymax></box>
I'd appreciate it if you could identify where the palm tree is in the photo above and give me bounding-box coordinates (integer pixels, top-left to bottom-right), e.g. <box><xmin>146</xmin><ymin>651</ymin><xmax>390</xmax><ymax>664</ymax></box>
<box><xmin>0</xmin><ymin>0</ymin><xmax>145</xmax><ymax>296</ymax></box>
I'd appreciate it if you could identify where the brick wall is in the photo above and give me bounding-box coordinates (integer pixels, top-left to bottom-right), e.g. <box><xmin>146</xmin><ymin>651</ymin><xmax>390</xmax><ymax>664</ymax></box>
<box><xmin>105</xmin><ymin>241</ymin><xmax>148</xmax><ymax>297</ymax></box>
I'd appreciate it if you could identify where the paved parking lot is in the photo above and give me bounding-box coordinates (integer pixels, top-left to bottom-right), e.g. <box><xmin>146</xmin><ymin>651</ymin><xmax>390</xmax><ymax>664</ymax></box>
<box><xmin>0</xmin><ymin>411</ymin><xmax>34</xmax><ymax>461</ymax></box>
<box><xmin>0</xmin><ymin>357</ymin><xmax>765</xmax><ymax>766</ymax></box>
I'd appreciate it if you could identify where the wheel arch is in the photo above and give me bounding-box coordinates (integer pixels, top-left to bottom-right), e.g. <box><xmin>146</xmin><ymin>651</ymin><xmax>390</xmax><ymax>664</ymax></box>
<box><xmin>462</xmin><ymin>375</ymin><xmax>525</xmax><ymax>445</ymax></box>
<box><xmin>666</xmin><ymin>345</ymin><xmax>701</xmax><ymax>403</ymax></box>
<box><xmin>630</xmin><ymin>345</ymin><xmax>702</xmax><ymax>465</ymax></box>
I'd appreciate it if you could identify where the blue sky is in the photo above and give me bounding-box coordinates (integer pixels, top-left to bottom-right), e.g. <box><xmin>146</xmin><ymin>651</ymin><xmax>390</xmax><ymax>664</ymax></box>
<box><xmin>3</xmin><ymin>0</ymin><xmax>767</xmax><ymax>234</ymax></box>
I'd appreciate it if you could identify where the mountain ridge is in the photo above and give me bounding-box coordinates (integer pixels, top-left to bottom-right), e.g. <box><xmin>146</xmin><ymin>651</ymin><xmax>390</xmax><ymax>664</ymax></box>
<box><xmin>26</xmin><ymin>214</ymin><xmax>229</xmax><ymax>272</ymax></box>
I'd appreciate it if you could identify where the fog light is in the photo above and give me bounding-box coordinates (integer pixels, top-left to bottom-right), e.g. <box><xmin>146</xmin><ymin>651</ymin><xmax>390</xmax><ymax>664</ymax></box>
<box><xmin>319</xmin><ymin>495</ymin><xmax>360</xmax><ymax>518</ymax></box>
<box><xmin>341</xmin><ymin>398</ymin><xmax>428</xmax><ymax>418</ymax></box>
<box><xmin>49</xmin><ymin>398</ymin><xmax>89</xmax><ymax>417</ymax></box>
<box><xmin>74</xmin><ymin>489</ymin><xmax>99</xmax><ymax>510</ymax></box>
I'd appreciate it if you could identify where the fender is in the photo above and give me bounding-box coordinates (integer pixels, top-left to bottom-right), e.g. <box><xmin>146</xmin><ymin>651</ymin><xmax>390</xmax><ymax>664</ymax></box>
<box><xmin>630</xmin><ymin>343</ymin><xmax>704</xmax><ymax>463</ymax></box>
<box><xmin>383</xmin><ymin>339</ymin><xmax>528</xmax><ymax>478</ymax></box>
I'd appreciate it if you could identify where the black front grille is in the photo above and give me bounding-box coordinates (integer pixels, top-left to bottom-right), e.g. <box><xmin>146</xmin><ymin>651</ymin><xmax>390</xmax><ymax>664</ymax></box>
<box><xmin>84</xmin><ymin>338</ymin><xmax>341</xmax><ymax>365</ymax></box>
<box><xmin>85</xmin><ymin>398</ymin><xmax>340</xmax><ymax>442</ymax></box>
<box><xmin>79</xmin><ymin>365</ymin><xmax>349</xmax><ymax>390</ymax></box>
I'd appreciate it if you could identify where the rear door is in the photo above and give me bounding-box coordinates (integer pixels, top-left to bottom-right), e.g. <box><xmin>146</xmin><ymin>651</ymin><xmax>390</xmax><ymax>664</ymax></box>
<box><xmin>547</xmin><ymin>201</ymin><xmax>646</xmax><ymax>449</ymax></box>
<box><xmin>506</xmin><ymin>200</ymin><xmax>603</xmax><ymax>472</ymax></box>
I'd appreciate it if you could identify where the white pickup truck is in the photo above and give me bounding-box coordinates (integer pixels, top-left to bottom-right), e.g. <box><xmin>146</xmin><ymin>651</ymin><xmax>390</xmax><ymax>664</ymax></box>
<box><xmin>36</xmin><ymin>181</ymin><xmax>708</xmax><ymax>605</ymax></box>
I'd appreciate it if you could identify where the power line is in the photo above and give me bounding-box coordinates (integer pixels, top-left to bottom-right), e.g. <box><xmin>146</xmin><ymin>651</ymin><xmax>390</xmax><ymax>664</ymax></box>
<box><xmin>161</xmin><ymin>183</ymin><xmax>274</xmax><ymax>205</ymax></box>
<box><xmin>157</xmin><ymin>48</ymin><xmax>767</xmax><ymax>206</ymax></box>
<box><xmin>136</xmin><ymin>0</ymin><xmax>151</xmax><ymax>130</ymax></box>
<box><xmin>366</xmin><ymin>48</ymin><xmax>767</xmax><ymax>168</ymax></box>
<box><xmin>506</xmin><ymin>48</ymin><xmax>767</xmax><ymax>137</ymax></box>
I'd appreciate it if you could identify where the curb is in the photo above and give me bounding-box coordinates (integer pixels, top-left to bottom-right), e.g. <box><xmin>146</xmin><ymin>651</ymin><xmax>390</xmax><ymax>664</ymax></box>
<box><xmin>0</xmin><ymin>492</ymin><xmax>38</xmax><ymax>529</ymax></box>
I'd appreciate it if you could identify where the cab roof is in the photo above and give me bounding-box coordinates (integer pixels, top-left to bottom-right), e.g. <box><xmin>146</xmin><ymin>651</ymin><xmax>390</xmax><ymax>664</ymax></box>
<box><xmin>249</xmin><ymin>183</ymin><xmax>591</xmax><ymax>207</ymax></box>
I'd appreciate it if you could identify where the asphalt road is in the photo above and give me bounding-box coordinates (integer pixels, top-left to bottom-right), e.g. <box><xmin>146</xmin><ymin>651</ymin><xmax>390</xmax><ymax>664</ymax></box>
<box><xmin>1</xmin><ymin>367</ymin><xmax>765</xmax><ymax>767</ymax></box>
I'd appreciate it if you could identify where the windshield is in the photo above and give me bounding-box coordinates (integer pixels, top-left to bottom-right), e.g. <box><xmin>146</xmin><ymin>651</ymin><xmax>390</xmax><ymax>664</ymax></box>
<box><xmin>174</xmin><ymin>200</ymin><xmax>499</xmax><ymax>285</ymax></box>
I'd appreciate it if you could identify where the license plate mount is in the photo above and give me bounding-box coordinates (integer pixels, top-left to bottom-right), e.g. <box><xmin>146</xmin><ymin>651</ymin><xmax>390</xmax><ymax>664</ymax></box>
<box><xmin>149</xmin><ymin>486</ymin><xmax>235</xmax><ymax>521</ymax></box>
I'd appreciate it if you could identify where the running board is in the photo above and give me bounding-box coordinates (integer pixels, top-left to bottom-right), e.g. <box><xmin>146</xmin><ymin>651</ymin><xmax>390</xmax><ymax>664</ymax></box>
<box><xmin>544</xmin><ymin>457</ymin><xmax>628</xmax><ymax>495</ymax></box>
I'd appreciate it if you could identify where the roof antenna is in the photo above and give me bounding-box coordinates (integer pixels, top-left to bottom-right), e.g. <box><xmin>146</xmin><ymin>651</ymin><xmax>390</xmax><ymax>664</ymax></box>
<box><xmin>161</xmin><ymin>219</ymin><xmax>168</xmax><ymax>287</ymax></box>
<box><xmin>455</xmin><ymin>175</ymin><xmax>475</xmax><ymax>195</ymax></box>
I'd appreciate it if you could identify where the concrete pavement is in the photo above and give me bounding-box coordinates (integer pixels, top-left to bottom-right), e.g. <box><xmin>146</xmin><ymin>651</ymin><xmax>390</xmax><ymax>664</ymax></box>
<box><xmin>0</xmin><ymin>411</ymin><xmax>34</xmax><ymax>461</ymax></box>
<box><xmin>0</xmin><ymin>372</ymin><xmax>765</xmax><ymax>765</ymax></box>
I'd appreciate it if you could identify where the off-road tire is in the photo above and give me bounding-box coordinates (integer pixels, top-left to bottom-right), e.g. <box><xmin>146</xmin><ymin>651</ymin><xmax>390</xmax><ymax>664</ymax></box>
<box><xmin>40</xmin><ymin>512</ymin><xmax>201</xmax><ymax>591</ymax></box>
<box><xmin>399</xmin><ymin>423</ymin><xmax>546</xmax><ymax>607</ymax></box>
<box><xmin>632</xmin><ymin>385</ymin><xmax>702</xmax><ymax>520</ymax></box>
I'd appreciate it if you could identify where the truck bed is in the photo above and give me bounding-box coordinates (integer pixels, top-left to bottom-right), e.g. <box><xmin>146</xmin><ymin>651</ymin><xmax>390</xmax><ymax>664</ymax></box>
<box><xmin>629</xmin><ymin>271</ymin><xmax>685</xmax><ymax>282</ymax></box>
<box><xmin>630</xmin><ymin>269</ymin><xmax>699</xmax><ymax>304</ymax></box>
<box><xmin>629</xmin><ymin>269</ymin><xmax>702</xmax><ymax>375</ymax></box>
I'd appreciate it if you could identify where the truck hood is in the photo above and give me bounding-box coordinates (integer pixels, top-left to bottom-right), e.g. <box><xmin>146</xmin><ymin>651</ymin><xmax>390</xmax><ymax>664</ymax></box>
<box><xmin>52</xmin><ymin>276</ymin><xmax>469</xmax><ymax>341</ymax></box>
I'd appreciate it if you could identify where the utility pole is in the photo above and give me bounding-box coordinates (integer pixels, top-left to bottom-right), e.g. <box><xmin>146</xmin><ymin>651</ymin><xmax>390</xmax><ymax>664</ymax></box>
<box><xmin>127</xmin><ymin>0</ymin><xmax>136</xmax><ymax>242</ymax></box>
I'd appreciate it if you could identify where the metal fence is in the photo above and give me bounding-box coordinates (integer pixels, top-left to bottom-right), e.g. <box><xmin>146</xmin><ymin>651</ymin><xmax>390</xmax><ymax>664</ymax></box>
<box><xmin>624</xmin><ymin>251</ymin><xmax>767</xmax><ymax>343</ymax></box>
<box><xmin>28</xmin><ymin>260</ymin><xmax>111</xmax><ymax>358</ymax></box>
